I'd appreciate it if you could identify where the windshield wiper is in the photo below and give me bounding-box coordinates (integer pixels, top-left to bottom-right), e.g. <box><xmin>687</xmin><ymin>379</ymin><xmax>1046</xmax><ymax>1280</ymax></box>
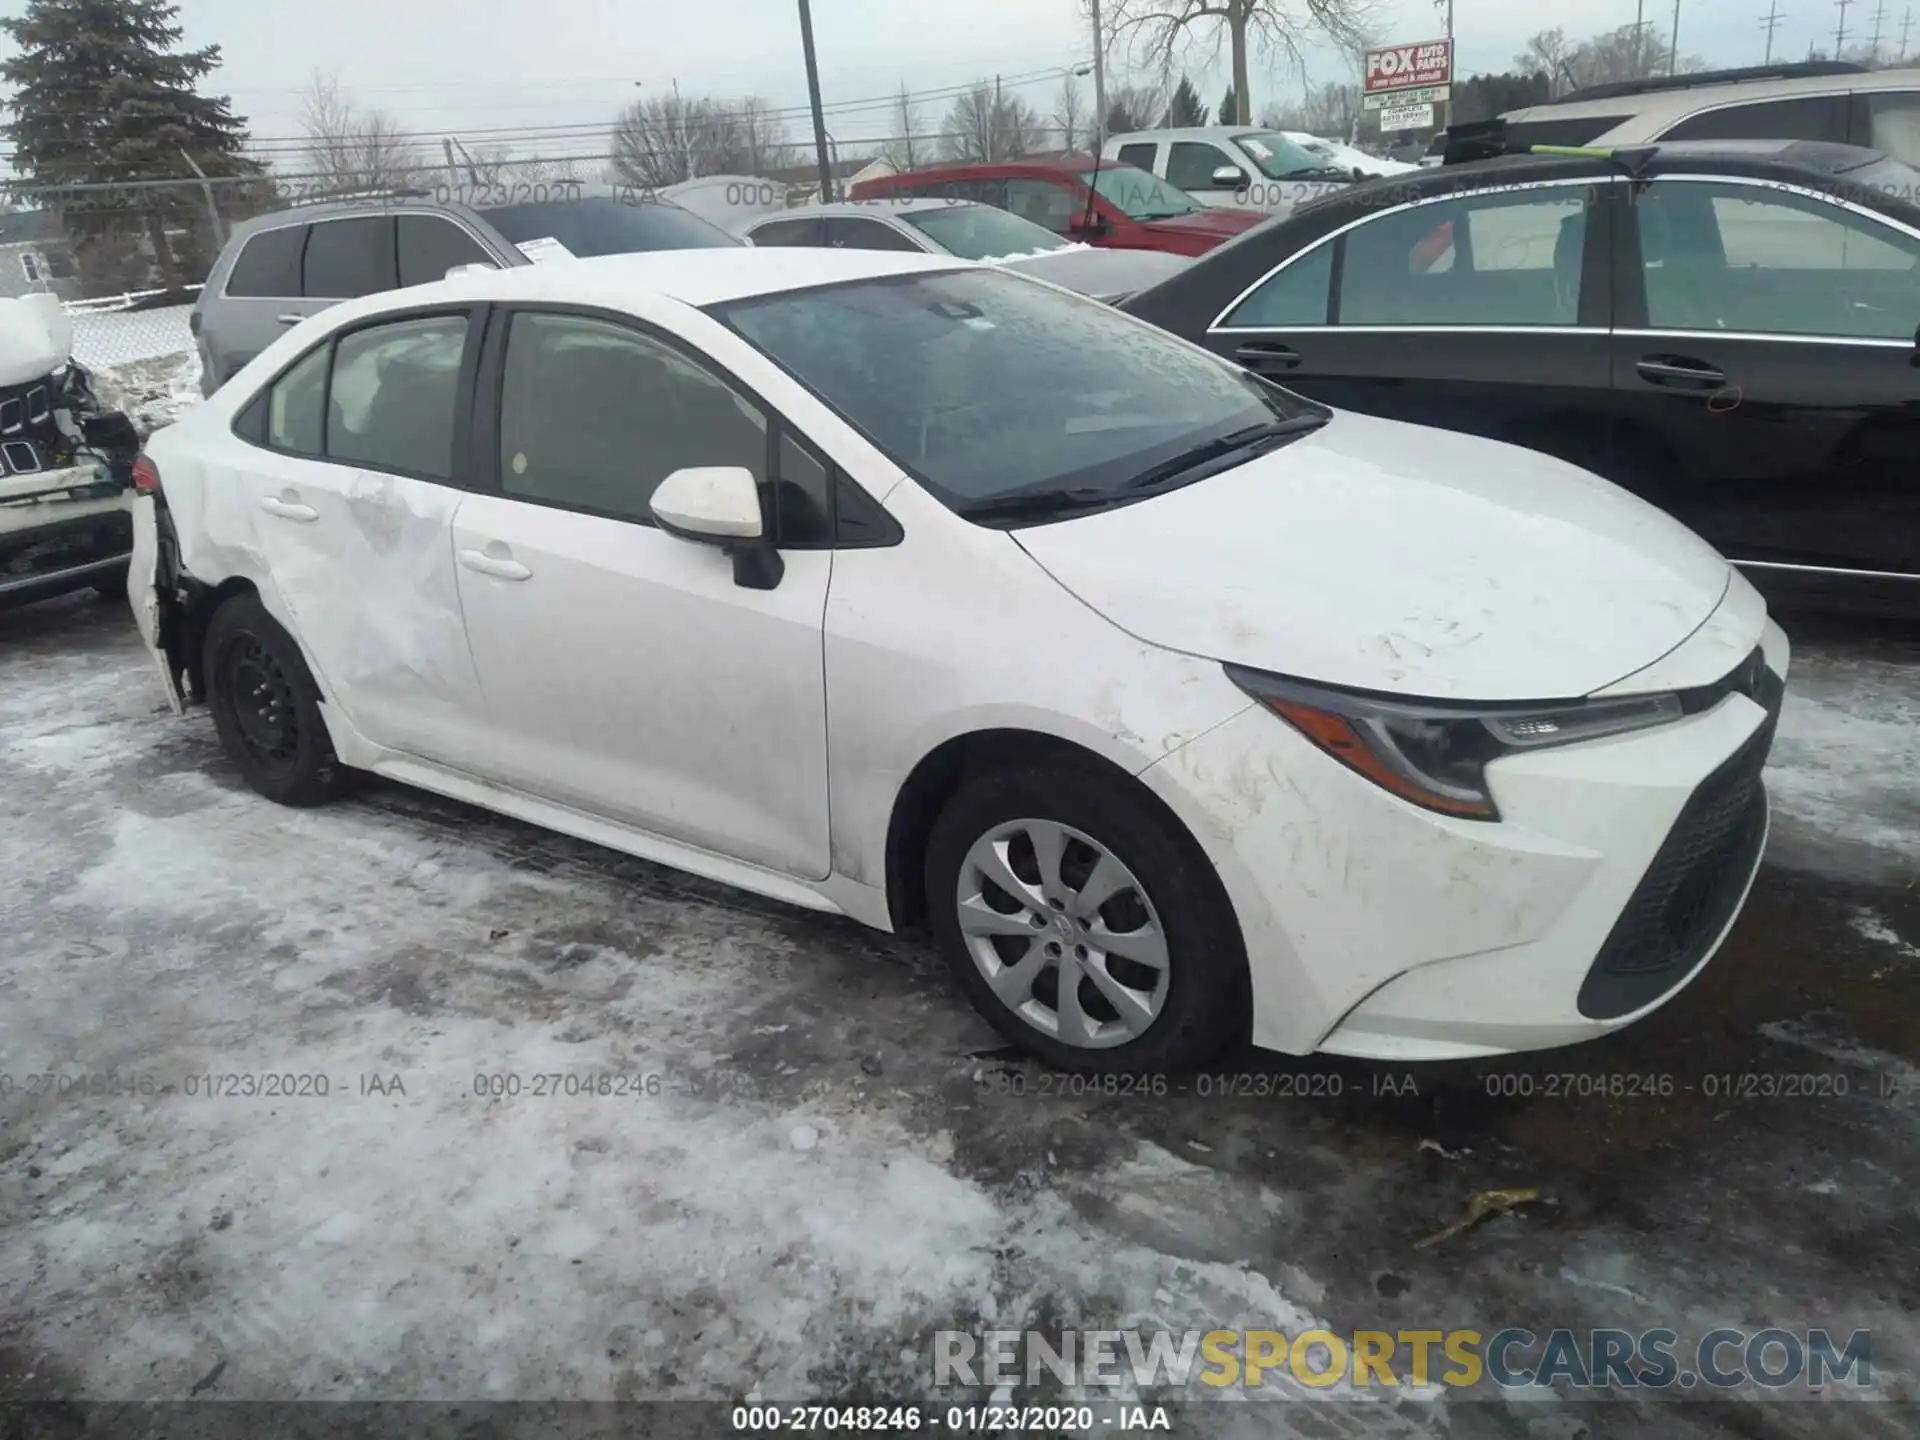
<box><xmin>1119</xmin><ymin>415</ymin><xmax>1328</xmax><ymax>493</ymax></box>
<box><xmin>957</xmin><ymin>487</ymin><xmax>1116</xmax><ymax>525</ymax></box>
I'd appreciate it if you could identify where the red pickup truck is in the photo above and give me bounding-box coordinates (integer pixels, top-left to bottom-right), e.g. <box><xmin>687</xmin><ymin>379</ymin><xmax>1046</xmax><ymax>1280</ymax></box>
<box><xmin>846</xmin><ymin>157</ymin><xmax>1266</xmax><ymax>257</ymax></box>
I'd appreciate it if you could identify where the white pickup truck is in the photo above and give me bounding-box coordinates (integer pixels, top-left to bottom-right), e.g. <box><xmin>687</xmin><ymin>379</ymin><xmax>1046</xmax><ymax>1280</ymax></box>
<box><xmin>0</xmin><ymin>295</ymin><xmax>141</xmax><ymax>607</ymax></box>
<box><xmin>1101</xmin><ymin>126</ymin><xmax>1411</xmax><ymax>217</ymax></box>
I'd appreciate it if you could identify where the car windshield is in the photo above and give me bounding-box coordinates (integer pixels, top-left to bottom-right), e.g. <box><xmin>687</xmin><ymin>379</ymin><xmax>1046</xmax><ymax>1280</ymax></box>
<box><xmin>711</xmin><ymin>267</ymin><xmax>1322</xmax><ymax>521</ymax></box>
<box><xmin>898</xmin><ymin>204</ymin><xmax>1069</xmax><ymax>259</ymax></box>
<box><xmin>478</xmin><ymin>195</ymin><xmax>740</xmax><ymax>256</ymax></box>
<box><xmin>1233</xmin><ymin>131</ymin><xmax>1344</xmax><ymax>179</ymax></box>
<box><xmin>1076</xmin><ymin>165</ymin><xmax>1202</xmax><ymax>220</ymax></box>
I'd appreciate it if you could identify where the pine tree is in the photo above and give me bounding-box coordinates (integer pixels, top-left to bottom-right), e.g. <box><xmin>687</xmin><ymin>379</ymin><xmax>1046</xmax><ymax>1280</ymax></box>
<box><xmin>1</xmin><ymin>0</ymin><xmax>259</xmax><ymax>291</ymax></box>
<box><xmin>1166</xmin><ymin>75</ymin><xmax>1206</xmax><ymax>128</ymax></box>
<box><xmin>1218</xmin><ymin>87</ymin><xmax>1237</xmax><ymax>126</ymax></box>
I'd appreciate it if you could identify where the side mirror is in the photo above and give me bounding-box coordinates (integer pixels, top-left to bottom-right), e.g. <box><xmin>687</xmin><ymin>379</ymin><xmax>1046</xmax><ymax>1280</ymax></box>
<box><xmin>649</xmin><ymin>465</ymin><xmax>784</xmax><ymax>590</ymax></box>
<box><xmin>1210</xmin><ymin>165</ymin><xmax>1246</xmax><ymax>188</ymax></box>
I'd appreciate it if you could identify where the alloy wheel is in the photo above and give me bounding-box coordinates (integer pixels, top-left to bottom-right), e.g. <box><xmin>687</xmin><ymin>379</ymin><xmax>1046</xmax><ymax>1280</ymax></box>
<box><xmin>954</xmin><ymin>818</ymin><xmax>1170</xmax><ymax>1049</ymax></box>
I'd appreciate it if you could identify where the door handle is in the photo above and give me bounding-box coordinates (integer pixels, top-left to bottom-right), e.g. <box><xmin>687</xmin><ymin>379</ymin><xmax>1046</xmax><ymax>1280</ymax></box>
<box><xmin>458</xmin><ymin>548</ymin><xmax>532</xmax><ymax>582</ymax></box>
<box><xmin>1234</xmin><ymin>341</ymin><xmax>1302</xmax><ymax>370</ymax></box>
<box><xmin>276</xmin><ymin>313</ymin><xmax>305</xmax><ymax>326</ymax></box>
<box><xmin>258</xmin><ymin>495</ymin><xmax>317</xmax><ymax>522</ymax></box>
<box><xmin>1635</xmin><ymin>355</ymin><xmax>1726</xmax><ymax>390</ymax></box>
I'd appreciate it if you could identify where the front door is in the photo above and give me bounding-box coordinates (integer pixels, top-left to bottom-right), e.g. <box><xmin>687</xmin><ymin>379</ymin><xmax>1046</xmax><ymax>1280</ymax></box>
<box><xmin>1201</xmin><ymin>178</ymin><xmax>1618</xmax><ymax>467</ymax></box>
<box><xmin>450</xmin><ymin>308</ymin><xmax>832</xmax><ymax>880</ymax></box>
<box><xmin>1610</xmin><ymin>176</ymin><xmax>1920</xmax><ymax>578</ymax></box>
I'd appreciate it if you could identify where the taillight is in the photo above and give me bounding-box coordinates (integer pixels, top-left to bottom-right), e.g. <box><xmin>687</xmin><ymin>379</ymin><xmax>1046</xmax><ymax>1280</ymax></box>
<box><xmin>132</xmin><ymin>454</ymin><xmax>161</xmax><ymax>494</ymax></box>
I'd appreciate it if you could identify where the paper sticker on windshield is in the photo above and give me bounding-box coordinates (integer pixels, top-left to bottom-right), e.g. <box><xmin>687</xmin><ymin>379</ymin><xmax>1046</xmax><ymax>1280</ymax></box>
<box><xmin>1242</xmin><ymin>138</ymin><xmax>1274</xmax><ymax>160</ymax></box>
<box><xmin>515</xmin><ymin>236</ymin><xmax>575</xmax><ymax>264</ymax></box>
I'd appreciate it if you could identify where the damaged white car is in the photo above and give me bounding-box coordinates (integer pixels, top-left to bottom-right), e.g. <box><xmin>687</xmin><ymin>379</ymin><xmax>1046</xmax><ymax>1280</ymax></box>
<box><xmin>131</xmin><ymin>249</ymin><xmax>1789</xmax><ymax>1070</ymax></box>
<box><xmin>1</xmin><ymin>294</ymin><xmax>142</xmax><ymax>606</ymax></box>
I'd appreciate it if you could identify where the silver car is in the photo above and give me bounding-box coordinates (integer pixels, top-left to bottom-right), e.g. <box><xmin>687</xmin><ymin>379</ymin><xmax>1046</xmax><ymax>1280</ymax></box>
<box><xmin>739</xmin><ymin>199</ymin><xmax>1191</xmax><ymax>303</ymax></box>
<box><xmin>192</xmin><ymin>185</ymin><xmax>741</xmax><ymax>396</ymax></box>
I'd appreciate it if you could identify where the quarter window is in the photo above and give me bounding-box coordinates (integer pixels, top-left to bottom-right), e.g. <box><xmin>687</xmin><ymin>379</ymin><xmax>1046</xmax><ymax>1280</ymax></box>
<box><xmin>325</xmin><ymin>316</ymin><xmax>468</xmax><ymax>477</ymax></box>
<box><xmin>497</xmin><ymin>313</ymin><xmax>766</xmax><ymax>523</ymax></box>
<box><xmin>266</xmin><ymin>343</ymin><xmax>328</xmax><ymax>455</ymax></box>
<box><xmin>1221</xmin><ymin>242</ymin><xmax>1334</xmax><ymax>327</ymax></box>
<box><xmin>1338</xmin><ymin>188</ymin><xmax>1590</xmax><ymax>326</ymax></box>
<box><xmin>1636</xmin><ymin>180</ymin><xmax>1920</xmax><ymax>338</ymax></box>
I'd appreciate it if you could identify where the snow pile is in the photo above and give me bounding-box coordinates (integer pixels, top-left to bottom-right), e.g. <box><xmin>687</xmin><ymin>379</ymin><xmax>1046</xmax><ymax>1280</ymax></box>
<box><xmin>91</xmin><ymin>349</ymin><xmax>202</xmax><ymax>435</ymax></box>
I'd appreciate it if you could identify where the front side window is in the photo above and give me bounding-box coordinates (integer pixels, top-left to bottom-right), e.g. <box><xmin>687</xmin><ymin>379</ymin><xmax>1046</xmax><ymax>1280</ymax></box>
<box><xmin>1338</xmin><ymin>187</ymin><xmax>1590</xmax><ymax>326</ymax></box>
<box><xmin>325</xmin><ymin>316</ymin><xmax>468</xmax><ymax>477</ymax></box>
<box><xmin>1167</xmin><ymin>142</ymin><xmax>1237</xmax><ymax>191</ymax></box>
<box><xmin>1220</xmin><ymin>242</ymin><xmax>1335</xmax><ymax>327</ymax></box>
<box><xmin>1078</xmin><ymin>165</ymin><xmax>1202</xmax><ymax>220</ymax></box>
<box><xmin>899</xmin><ymin>203</ymin><xmax>1067</xmax><ymax>259</ymax></box>
<box><xmin>302</xmin><ymin>216</ymin><xmax>398</xmax><ymax>299</ymax></box>
<box><xmin>497</xmin><ymin>312</ymin><xmax>765</xmax><ymax>523</ymax></box>
<box><xmin>713</xmin><ymin>267</ymin><xmax>1320</xmax><ymax>518</ymax></box>
<box><xmin>1637</xmin><ymin>180</ymin><xmax>1920</xmax><ymax>338</ymax></box>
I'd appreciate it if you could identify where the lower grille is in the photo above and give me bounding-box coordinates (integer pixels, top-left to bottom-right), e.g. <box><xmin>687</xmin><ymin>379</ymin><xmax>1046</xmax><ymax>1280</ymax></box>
<box><xmin>1576</xmin><ymin>655</ymin><xmax>1782</xmax><ymax>1020</ymax></box>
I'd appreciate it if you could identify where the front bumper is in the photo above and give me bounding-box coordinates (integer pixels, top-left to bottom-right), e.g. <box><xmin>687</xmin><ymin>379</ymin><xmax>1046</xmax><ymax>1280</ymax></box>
<box><xmin>1140</xmin><ymin>621</ymin><xmax>1789</xmax><ymax>1061</ymax></box>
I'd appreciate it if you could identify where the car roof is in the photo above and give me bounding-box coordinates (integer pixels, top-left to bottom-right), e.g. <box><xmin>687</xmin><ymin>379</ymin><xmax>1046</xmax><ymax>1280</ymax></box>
<box><xmin>415</xmin><ymin>245</ymin><xmax>968</xmax><ymax>310</ymax></box>
<box><xmin>747</xmin><ymin>198</ymin><xmax>984</xmax><ymax>223</ymax></box>
<box><xmin>864</xmin><ymin>157</ymin><xmax>1100</xmax><ymax>181</ymax></box>
<box><xmin>1502</xmin><ymin>64</ymin><xmax>1920</xmax><ymax>125</ymax></box>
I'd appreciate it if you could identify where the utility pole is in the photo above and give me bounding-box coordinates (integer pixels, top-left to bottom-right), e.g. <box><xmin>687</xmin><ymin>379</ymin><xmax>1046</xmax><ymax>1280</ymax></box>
<box><xmin>1902</xmin><ymin>6</ymin><xmax>1915</xmax><ymax>58</ymax></box>
<box><xmin>1670</xmin><ymin>0</ymin><xmax>1683</xmax><ymax>73</ymax></box>
<box><xmin>1091</xmin><ymin>0</ymin><xmax>1109</xmax><ymax>140</ymax></box>
<box><xmin>796</xmin><ymin>0</ymin><xmax>835</xmax><ymax>203</ymax></box>
<box><xmin>1868</xmin><ymin>1</ymin><xmax>1889</xmax><ymax>58</ymax></box>
<box><xmin>1836</xmin><ymin>0</ymin><xmax>1854</xmax><ymax>55</ymax></box>
<box><xmin>994</xmin><ymin>74</ymin><xmax>1003</xmax><ymax>162</ymax></box>
<box><xmin>1761</xmin><ymin>1</ymin><xmax>1786</xmax><ymax>62</ymax></box>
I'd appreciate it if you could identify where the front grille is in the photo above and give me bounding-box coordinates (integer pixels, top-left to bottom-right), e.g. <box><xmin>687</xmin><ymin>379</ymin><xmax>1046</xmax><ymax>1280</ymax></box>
<box><xmin>1576</xmin><ymin>649</ymin><xmax>1782</xmax><ymax>1020</ymax></box>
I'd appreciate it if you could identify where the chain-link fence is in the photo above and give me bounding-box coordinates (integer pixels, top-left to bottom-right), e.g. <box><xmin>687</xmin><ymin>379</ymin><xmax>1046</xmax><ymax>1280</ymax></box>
<box><xmin>68</xmin><ymin>303</ymin><xmax>196</xmax><ymax>371</ymax></box>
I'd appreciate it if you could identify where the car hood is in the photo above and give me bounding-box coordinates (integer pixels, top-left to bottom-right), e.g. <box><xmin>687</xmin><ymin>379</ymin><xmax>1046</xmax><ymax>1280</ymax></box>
<box><xmin>1000</xmin><ymin>247</ymin><xmax>1193</xmax><ymax>300</ymax></box>
<box><xmin>1011</xmin><ymin>412</ymin><xmax>1734</xmax><ymax>702</ymax></box>
<box><xmin>1140</xmin><ymin>208</ymin><xmax>1267</xmax><ymax>240</ymax></box>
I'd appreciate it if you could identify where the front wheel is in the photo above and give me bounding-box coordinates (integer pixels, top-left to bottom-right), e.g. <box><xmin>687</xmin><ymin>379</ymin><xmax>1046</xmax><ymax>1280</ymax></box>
<box><xmin>203</xmin><ymin>593</ymin><xmax>352</xmax><ymax>807</ymax></box>
<box><xmin>925</xmin><ymin>763</ymin><xmax>1248</xmax><ymax>1074</ymax></box>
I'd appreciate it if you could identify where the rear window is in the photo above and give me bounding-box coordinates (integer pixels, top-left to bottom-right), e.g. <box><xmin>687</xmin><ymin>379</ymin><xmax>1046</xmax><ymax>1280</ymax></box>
<box><xmin>225</xmin><ymin>225</ymin><xmax>306</xmax><ymax>297</ymax></box>
<box><xmin>479</xmin><ymin>196</ymin><xmax>739</xmax><ymax>256</ymax></box>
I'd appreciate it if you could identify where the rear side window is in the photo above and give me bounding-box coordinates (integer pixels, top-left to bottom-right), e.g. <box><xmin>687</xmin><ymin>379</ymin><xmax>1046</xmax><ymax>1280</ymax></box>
<box><xmin>1221</xmin><ymin>242</ymin><xmax>1335</xmax><ymax>326</ymax></box>
<box><xmin>325</xmin><ymin>316</ymin><xmax>468</xmax><ymax>477</ymax></box>
<box><xmin>397</xmin><ymin>215</ymin><xmax>494</xmax><ymax>286</ymax></box>
<box><xmin>302</xmin><ymin>216</ymin><xmax>398</xmax><ymax>299</ymax></box>
<box><xmin>1662</xmin><ymin>96</ymin><xmax>1849</xmax><ymax>146</ymax></box>
<box><xmin>225</xmin><ymin>225</ymin><xmax>306</xmax><ymax>297</ymax></box>
<box><xmin>1117</xmin><ymin>143</ymin><xmax>1158</xmax><ymax>172</ymax></box>
<box><xmin>826</xmin><ymin>217</ymin><xmax>922</xmax><ymax>251</ymax></box>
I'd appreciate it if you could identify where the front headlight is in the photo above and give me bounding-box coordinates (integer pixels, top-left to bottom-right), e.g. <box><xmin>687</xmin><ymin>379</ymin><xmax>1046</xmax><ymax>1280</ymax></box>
<box><xmin>1225</xmin><ymin>666</ymin><xmax>1684</xmax><ymax>821</ymax></box>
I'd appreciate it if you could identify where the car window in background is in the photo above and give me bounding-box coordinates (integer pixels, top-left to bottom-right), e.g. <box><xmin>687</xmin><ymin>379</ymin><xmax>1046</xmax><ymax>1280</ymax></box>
<box><xmin>748</xmin><ymin>217</ymin><xmax>825</xmax><ymax>247</ymax></box>
<box><xmin>225</xmin><ymin>224</ymin><xmax>305</xmax><ymax>297</ymax></box>
<box><xmin>302</xmin><ymin>216</ymin><xmax>397</xmax><ymax>299</ymax></box>
<box><xmin>1232</xmin><ymin>132</ymin><xmax>1339</xmax><ymax>179</ymax></box>
<box><xmin>1222</xmin><ymin>242</ymin><xmax>1335</xmax><ymax>326</ymax></box>
<box><xmin>1661</xmin><ymin>96</ymin><xmax>1850</xmax><ymax>145</ymax></box>
<box><xmin>497</xmin><ymin>312</ymin><xmax>765</xmax><ymax>521</ymax></box>
<box><xmin>1339</xmin><ymin>188</ymin><xmax>1589</xmax><ymax>326</ymax></box>
<box><xmin>397</xmin><ymin>215</ymin><xmax>495</xmax><ymax>286</ymax></box>
<box><xmin>1004</xmin><ymin>178</ymin><xmax>1082</xmax><ymax>234</ymax></box>
<box><xmin>899</xmin><ymin>204</ymin><xmax>1069</xmax><ymax>259</ymax></box>
<box><xmin>1078</xmin><ymin>166</ymin><xmax>1203</xmax><ymax>220</ymax></box>
<box><xmin>325</xmin><ymin>316</ymin><xmax>468</xmax><ymax>478</ymax></box>
<box><xmin>1116</xmin><ymin>143</ymin><xmax>1158</xmax><ymax>172</ymax></box>
<box><xmin>1167</xmin><ymin>142</ymin><xmax>1236</xmax><ymax>190</ymax></box>
<box><xmin>826</xmin><ymin>217</ymin><xmax>923</xmax><ymax>251</ymax></box>
<box><xmin>1863</xmin><ymin>91</ymin><xmax>1920</xmax><ymax>166</ymax></box>
<box><xmin>479</xmin><ymin>196</ymin><xmax>741</xmax><ymax>256</ymax></box>
<box><xmin>1637</xmin><ymin>179</ymin><xmax>1920</xmax><ymax>338</ymax></box>
<box><xmin>714</xmin><ymin>267</ymin><xmax>1316</xmax><ymax>515</ymax></box>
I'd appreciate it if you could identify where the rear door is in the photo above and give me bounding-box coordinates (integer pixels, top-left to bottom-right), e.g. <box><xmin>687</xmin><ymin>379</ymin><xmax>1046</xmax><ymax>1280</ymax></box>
<box><xmin>1201</xmin><ymin>177</ymin><xmax>1618</xmax><ymax>467</ymax></box>
<box><xmin>1609</xmin><ymin>174</ymin><xmax>1920</xmax><ymax>578</ymax></box>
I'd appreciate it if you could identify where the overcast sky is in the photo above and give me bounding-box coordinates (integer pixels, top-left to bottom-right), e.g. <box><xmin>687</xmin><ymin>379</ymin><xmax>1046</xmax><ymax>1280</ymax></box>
<box><xmin>8</xmin><ymin>0</ymin><xmax>1915</xmax><ymax>163</ymax></box>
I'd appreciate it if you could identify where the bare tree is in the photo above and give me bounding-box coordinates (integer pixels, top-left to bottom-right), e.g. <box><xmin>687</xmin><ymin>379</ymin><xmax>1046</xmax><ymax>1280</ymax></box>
<box><xmin>452</xmin><ymin>143</ymin><xmax>587</xmax><ymax>188</ymax></box>
<box><xmin>1103</xmin><ymin>0</ymin><xmax>1374</xmax><ymax>128</ymax></box>
<box><xmin>298</xmin><ymin>72</ymin><xmax>424</xmax><ymax>195</ymax></box>
<box><xmin>941</xmin><ymin>83</ymin><xmax>1043</xmax><ymax>162</ymax></box>
<box><xmin>1517</xmin><ymin>28</ymin><xmax>1577</xmax><ymax>96</ymax></box>
<box><xmin>611</xmin><ymin>91</ymin><xmax>795</xmax><ymax>187</ymax></box>
<box><xmin>1052</xmin><ymin>72</ymin><xmax>1089</xmax><ymax>154</ymax></box>
<box><xmin>885</xmin><ymin>81</ymin><xmax>925</xmax><ymax>169</ymax></box>
<box><xmin>1103</xmin><ymin>81</ymin><xmax>1165</xmax><ymax>135</ymax></box>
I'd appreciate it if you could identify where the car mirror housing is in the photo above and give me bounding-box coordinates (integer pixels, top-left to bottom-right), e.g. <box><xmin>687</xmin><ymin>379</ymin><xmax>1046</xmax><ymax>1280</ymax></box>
<box><xmin>1210</xmin><ymin>165</ymin><xmax>1246</xmax><ymax>188</ymax></box>
<box><xmin>649</xmin><ymin>465</ymin><xmax>784</xmax><ymax>590</ymax></box>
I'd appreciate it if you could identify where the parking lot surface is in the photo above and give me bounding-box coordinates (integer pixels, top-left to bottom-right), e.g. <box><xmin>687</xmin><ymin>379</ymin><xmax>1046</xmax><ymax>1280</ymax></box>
<box><xmin>1</xmin><ymin>595</ymin><xmax>1916</xmax><ymax>1438</ymax></box>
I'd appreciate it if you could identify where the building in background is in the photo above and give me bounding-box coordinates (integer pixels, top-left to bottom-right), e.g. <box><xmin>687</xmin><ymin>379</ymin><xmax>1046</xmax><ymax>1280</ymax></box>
<box><xmin>0</xmin><ymin>209</ymin><xmax>80</xmax><ymax>301</ymax></box>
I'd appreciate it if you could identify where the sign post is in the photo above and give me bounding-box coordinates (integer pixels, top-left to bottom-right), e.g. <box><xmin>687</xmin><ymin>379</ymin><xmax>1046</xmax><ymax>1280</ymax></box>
<box><xmin>1363</xmin><ymin>38</ymin><xmax>1454</xmax><ymax>147</ymax></box>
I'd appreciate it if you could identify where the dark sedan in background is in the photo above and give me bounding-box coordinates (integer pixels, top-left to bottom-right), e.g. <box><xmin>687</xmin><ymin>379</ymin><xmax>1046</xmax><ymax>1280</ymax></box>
<box><xmin>1121</xmin><ymin>138</ymin><xmax>1920</xmax><ymax>613</ymax></box>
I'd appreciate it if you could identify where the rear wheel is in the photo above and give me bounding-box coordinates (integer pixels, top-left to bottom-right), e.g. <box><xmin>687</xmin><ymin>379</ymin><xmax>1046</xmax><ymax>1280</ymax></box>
<box><xmin>91</xmin><ymin>564</ymin><xmax>129</xmax><ymax>602</ymax></box>
<box><xmin>203</xmin><ymin>594</ymin><xmax>351</xmax><ymax>807</ymax></box>
<box><xmin>925</xmin><ymin>762</ymin><xmax>1247</xmax><ymax>1074</ymax></box>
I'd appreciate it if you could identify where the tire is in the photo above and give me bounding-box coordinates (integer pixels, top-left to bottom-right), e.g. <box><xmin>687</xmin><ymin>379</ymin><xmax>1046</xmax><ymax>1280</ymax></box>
<box><xmin>925</xmin><ymin>761</ymin><xmax>1248</xmax><ymax>1075</ymax></box>
<box><xmin>91</xmin><ymin>564</ymin><xmax>129</xmax><ymax>602</ymax></box>
<box><xmin>202</xmin><ymin>594</ymin><xmax>352</xmax><ymax>807</ymax></box>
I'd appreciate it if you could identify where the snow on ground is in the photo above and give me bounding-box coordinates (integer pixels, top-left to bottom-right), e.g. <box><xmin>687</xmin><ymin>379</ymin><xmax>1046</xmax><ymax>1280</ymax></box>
<box><xmin>92</xmin><ymin>350</ymin><xmax>203</xmax><ymax>436</ymax></box>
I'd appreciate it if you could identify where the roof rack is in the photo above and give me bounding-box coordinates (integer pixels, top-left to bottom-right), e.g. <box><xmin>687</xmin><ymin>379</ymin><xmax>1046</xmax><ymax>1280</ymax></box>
<box><xmin>1548</xmin><ymin>60</ymin><xmax>1868</xmax><ymax>106</ymax></box>
<box><xmin>1442</xmin><ymin>119</ymin><xmax>1660</xmax><ymax>174</ymax></box>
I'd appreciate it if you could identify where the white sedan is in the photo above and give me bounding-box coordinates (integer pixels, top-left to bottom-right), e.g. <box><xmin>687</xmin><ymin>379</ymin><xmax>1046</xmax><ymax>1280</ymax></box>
<box><xmin>129</xmin><ymin>248</ymin><xmax>1788</xmax><ymax>1071</ymax></box>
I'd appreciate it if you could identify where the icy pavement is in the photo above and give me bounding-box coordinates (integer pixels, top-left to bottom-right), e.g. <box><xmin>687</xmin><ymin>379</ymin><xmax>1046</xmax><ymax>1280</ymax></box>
<box><xmin>1</xmin><ymin>599</ymin><xmax>1916</xmax><ymax>1439</ymax></box>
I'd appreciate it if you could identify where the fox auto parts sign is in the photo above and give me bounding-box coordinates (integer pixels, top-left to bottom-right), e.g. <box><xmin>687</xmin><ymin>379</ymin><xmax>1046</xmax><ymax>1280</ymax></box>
<box><xmin>1363</xmin><ymin>38</ymin><xmax>1452</xmax><ymax>109</ymax></box>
